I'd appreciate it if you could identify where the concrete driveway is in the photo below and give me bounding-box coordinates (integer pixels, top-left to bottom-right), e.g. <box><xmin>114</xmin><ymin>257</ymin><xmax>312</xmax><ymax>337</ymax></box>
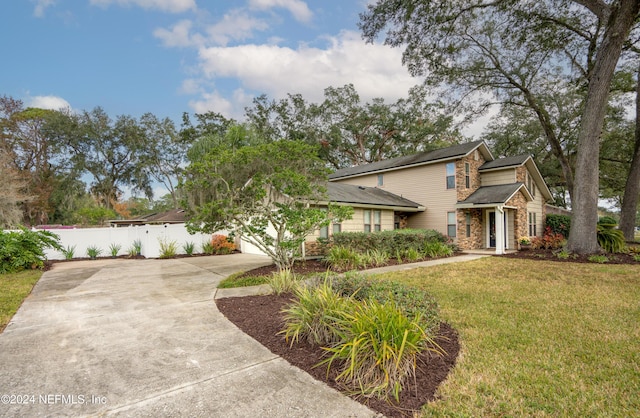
<box><xmin>0</xmin><ymin>255</ymin><xmax>377</xmax><ymax>417</ymax></box>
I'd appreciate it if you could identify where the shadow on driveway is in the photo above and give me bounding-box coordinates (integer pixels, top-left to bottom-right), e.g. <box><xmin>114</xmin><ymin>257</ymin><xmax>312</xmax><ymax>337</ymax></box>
<box><xmin>0</xmin><ymin>254</ymin><xmax>378</xmax><ymax>417</ymax></box>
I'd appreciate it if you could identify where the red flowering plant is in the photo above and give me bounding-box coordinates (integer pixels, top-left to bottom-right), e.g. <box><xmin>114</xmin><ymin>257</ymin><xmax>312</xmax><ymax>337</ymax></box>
<box><xmin>530</xmin><ymin>227</ymin><xmax>566</xmax><ymax>250</ymax></box>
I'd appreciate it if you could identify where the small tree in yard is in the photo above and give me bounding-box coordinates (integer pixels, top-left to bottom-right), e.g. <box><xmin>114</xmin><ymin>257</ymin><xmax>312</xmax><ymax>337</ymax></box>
<box><xmin>182</xmin><ymin>140</ymin><xmax>353</xmax><ymax>271</ymax></box>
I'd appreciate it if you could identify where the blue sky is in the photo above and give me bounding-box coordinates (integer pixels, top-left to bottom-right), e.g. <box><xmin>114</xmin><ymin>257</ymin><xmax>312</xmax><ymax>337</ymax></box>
<box><xmin>1</xmin><ymin>0</ymin><xmax>423</xmax><ymax>124</ymax></box>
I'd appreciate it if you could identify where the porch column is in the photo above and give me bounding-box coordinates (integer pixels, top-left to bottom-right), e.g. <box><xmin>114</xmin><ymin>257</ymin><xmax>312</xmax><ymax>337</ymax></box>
<box><xmin>495</xmin><ymin>206</ymin><xmax>505</xmax><ymax>255</ymax></box>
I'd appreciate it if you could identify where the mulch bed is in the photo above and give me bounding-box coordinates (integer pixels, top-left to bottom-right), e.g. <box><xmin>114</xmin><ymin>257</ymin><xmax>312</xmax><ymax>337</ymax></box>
<box><xmin>500</xmin><ymin>248</ymin><xmax>640</xmax><ymax>264</ymax></box>
<box><xmin>216</xmin><ymin>293</ymin><xmax>460</xmax><ymax>418</ymax></box>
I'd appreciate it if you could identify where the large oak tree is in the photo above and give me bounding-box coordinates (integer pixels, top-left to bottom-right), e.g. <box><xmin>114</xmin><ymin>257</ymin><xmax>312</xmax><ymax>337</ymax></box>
<box><xmin>360</xmin><ymin>0</ymin><xmax>640</xmax><ymax>253</ymax></box>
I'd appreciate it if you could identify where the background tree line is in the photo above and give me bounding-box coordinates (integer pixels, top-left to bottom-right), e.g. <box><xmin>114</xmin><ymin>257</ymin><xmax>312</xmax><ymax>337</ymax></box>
<box><xmin>2</xmin><ymin>0</ymin><xmax>640</xmax><ymax>257</ymax></box>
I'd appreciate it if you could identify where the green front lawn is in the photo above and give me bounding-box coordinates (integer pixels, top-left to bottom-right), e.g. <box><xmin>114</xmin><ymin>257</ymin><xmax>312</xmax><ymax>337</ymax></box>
<box><xmin>0</xmin><ymin>270</ymin><xmax>42</xmax><ymax>332</ymax></box>
<box><xmin>375</xmin><ymin>258</ymin><xmax>640</xmax><ymax>417</ymax></box>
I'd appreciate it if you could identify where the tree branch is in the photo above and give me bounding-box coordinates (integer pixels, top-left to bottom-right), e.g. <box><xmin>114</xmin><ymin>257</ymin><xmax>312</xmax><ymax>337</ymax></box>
<box><xmin>571</xmin><ymin>0</ymin><xmax>610</xmax><ymax>22</ymax></box>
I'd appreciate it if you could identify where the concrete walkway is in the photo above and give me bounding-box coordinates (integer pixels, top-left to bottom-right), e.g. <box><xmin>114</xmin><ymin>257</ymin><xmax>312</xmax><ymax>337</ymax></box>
<box><xmin>215</xmin><ymin>253</ymin><xmax>489</xmax><ymax>299</ymax></box>
<box><xmin>0</xmin><ymin>255</ymin><xmax>381</xmax><ymax>418</ymax></box>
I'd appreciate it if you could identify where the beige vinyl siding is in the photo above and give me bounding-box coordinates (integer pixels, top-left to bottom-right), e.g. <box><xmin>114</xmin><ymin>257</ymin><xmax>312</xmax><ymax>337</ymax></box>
<box><xmin>480</xmin><ymin>169</ymin><xmax>517</xmax><ymax>186</ymax></box>
<box><xmin>332</xmin><ymin>162</ymin><xmax>457</xmax><ymax>236</ymax></box>
<box><xmin>305</xmin><ymin>207</ymin><xmax>394</xmax><ymax>242</ymax></box>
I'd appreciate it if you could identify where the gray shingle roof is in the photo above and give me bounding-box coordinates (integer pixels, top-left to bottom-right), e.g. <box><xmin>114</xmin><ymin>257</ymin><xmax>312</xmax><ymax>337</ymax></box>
<box><xmin>327</xmin><ymin>183</ymin><xmax>423</xmax><ymax>209</ymax></box>
<box><xmin>329</xmin><ymin>140</ymin><xmax>488</xmax><ymax>180</ymax></box>
<box><xmin>479</xmin><ymin>154</ymin><xmax>530</xmax><ymax>171</ymax></box>
<box><xmin>459</xmin><ymin>183</ymin><xmax>526</xmax><ymax>205</ymax></box>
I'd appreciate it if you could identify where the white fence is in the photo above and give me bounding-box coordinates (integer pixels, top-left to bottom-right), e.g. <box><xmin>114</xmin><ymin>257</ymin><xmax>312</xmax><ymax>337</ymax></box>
<box><xmin>34</xmin><ymin>224</ymin><xmax>264</xmax><ymax>260</ymax></box>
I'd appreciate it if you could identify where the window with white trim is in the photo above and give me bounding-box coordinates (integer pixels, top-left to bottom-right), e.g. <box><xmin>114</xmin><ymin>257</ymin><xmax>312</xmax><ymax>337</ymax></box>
<box><xmin>447</xmin><ymin>212</ymin><xmax>457</xmax><ymax>237</ymax></box>
<box><xmin>529</xmin><ymin>212</ymin><xmax>537</xmax><ymax>236</ymax></box>
<box><xmin>364</xmin><ymin>210</ymin><xmax>371</xmax><ymax>233</ymax></box>
<box><xmin>465</xmin><ymin>212</ymin><xmax>471</xmax><ymax>237</ymax></box>
<box><xmin>364</xmin><ymin>209</ymin><xmax>381</xmax><ymax>232</ymax></box>
<box><xmin>446</xmin><ymin>162</ymin><xmax>456</xmax><ymax>189</ymax></box>
<box><xmin>465</xmin><ymin>162</ymin><xmax>470</xmax><ymax>188</ymax></box>
<box><xmin>527</xmin><ymin>172</ymin><xmax>536</xmax><ymax>197</ymax></box>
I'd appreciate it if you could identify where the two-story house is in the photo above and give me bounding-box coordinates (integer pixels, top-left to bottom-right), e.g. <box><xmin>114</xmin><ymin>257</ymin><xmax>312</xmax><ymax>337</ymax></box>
<box><xmin>310</xmin><ymin>140</ymin><xmax>552</xmax><ymax>255</ymax></box>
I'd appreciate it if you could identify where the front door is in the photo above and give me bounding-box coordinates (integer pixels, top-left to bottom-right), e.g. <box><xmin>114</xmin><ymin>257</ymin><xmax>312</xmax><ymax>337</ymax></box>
<box><xmin>489</xmin><ymin>211</ymin><xmax>496</xmax><ymax>247</ymax></box>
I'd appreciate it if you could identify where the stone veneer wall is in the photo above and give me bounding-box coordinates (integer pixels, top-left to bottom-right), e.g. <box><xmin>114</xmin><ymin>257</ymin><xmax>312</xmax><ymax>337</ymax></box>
<box><xmin>456</xmin><ymin>208</ymin><xmax>483</xmax><ymax>250</ymax></box>
<box><xmin>507</xmin><ymin>190</ymin><xmax>529</xmax><ymax>242</ymax></box>
<box><xmin>455</xmin><ymin>151</ymin><xmax>485</xmax><ymax>249</ymax></box>
<box><xmin>304</xmin><ymin>240</ymin><xmax>324</xmax><ymax>257</ymax></box>
<box><xmin>515</xmin><ymin>165</ymin><xmax>527</xmax><ymax>183</ymax></box>
<box><xmin>456</xmin><ymin>152</ymin><xmax>485</xmax><ymax>201</ymax></box>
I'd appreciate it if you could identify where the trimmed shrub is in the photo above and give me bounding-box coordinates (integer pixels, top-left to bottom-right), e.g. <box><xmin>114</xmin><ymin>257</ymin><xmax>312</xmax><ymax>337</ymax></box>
<box><xmin>210</xmin><ymin>234</ymin><xmax>236</xmax><ymax>254</ymax></box>
<box><xmin>422</xmin><ymin>241</ymin><xmax>454</xmax><ymax>258</ymax></box>
<box><xmin>331</xmin><ymin>229</ymin><xmax>448</xmax><ymax>255</ymax></box>
<box><xmin>598</xmin><ymin>216</ymin><xmax>618</xmax><ymax>227</ymax></box>
<box><xmin>331</xmin><ymin>273</ymin><xmax>439</xmax><ymax>334</ymax></box>
<box><xmin>0</xmin><ymin>228</ymin><xmax>62</xmax><ymax>273</ymax></box>
<box><xmin>545</xmin><ymin>214</ymin><xmax>571</xmax><ymax>238</ymax></box>
<box><xmin>531</xmin><ymin>226</ymin><xmax>566</xmax><ymax>250</ymax></box>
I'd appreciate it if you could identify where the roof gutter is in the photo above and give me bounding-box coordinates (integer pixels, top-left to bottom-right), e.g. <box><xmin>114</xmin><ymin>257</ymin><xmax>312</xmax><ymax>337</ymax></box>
<box><xmin>316</xmin><ymin>200</ymin><xmax>426</xmax><ymax>212</ymax></box>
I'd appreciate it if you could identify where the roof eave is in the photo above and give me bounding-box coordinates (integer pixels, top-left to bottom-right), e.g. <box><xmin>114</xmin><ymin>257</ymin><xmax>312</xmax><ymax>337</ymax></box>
<box><xmin>317</xmin><ymin>200</ymin><xmax>425</xmax><ymax>212</ymax></box>
<box><xmin>330</xmin><ymin>141</ymin><xmax>494</xmax><ymax>181</ymax></box>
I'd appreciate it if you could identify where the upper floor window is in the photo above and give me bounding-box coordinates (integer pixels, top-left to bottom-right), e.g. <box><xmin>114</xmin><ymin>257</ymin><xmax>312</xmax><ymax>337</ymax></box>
<box><xmin>446</xmin><ymin>162</ymin><xmax>456</xmax><ymax>189</ymax></box>
<box><xmin>465</xmin><ymin>162</ymin><xmax>470</xmax><ymax>188</ymax></box>
<box><xmin>526</xmin><ymin>172</ymin><xmax>536</xmax><ymax>197</ymax></box>
<box><xmin>377</xmin><ymin>174</ymin><xmax>384</xmax><ymax>187</ymax></box>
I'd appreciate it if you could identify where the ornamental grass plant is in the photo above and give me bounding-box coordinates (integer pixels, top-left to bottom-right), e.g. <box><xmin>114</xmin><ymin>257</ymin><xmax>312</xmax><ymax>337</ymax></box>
<box><xmin>320</xmin><ymin>298</ymin><xmax>439</xmax><ymax>402</ymax></box>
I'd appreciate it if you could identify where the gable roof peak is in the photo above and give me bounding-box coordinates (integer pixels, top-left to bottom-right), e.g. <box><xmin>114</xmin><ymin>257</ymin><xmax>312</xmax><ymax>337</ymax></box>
<box><xmin>479</xmin><ymin>154</ymin><xmax>531</xmax><ymax>171</ymax></box>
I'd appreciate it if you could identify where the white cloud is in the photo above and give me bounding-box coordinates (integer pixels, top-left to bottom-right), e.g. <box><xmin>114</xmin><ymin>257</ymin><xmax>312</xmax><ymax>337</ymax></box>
<box><xmin>155</xmin><ymin>10</ymin><xmax>269</xmax><ymax>48</ymax></box>
<box><xmin>190</xmin><ymin>30</ymin><xmax>416</xmax><ymax>116</ymax></box>
<box><xmin>28</xmin><ymin>95</ymin><xmax>72</xmax><ymax>111</ymax></box>
<box><xmin>154</xmin><ymin>19</ymin><xmax>203</xmax><ymax>47</ymax></box>
<box><xmin>32</xmin><ymin>0</ymin><xmax>55</xmax><ymax>17</ymax></box>
<box><xmin>188</xmin><ymin>90</ymin><xmax>234</xmax><ymax>116</ymax></box>
<box><xmin>205</xmin><ymin>9</ymin><xmax>269</xmax><ymax>46</ymax></box>
<box><xmin>248</xmin><ymin>0</ymin><xmax>313</xmax><ymax>23</ymax></box>
<box><xmin>90</xmin><ymin>0</ymin><xmax>196</xmax><ymax>13</ymax></box>
<box><xmin>179</xmin><ymin>78</ymin><xmax>203</xmax><ymax>95</ymax></box>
